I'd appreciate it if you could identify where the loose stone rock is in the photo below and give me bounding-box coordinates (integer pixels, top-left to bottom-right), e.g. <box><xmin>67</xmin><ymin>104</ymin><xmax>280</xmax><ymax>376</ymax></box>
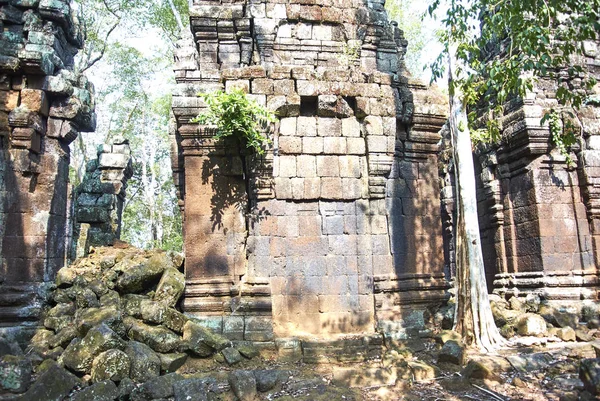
<box><xmin>61</xmin><ymin>323</ymin><xmax>126</xmax><ymax>373</ymax></box>
<box><xmin>517</xmin><ymin>313</ymin><xmax>548</xmax><ymax>336</ymax></box>
<box><xmin>125</xmin><ymin>341</ymin><xmax>161</xmax><ymax>382</ymax></box>
<box><xmin>158</xmin><ymin>352</ymin><xmax>188</xmax><ymax>374</ymax></box>
<box><xmin>126</xmin><ymin>318</ymin><xmax>181</xmax><ymax>353</ymax></box>
<box><xmin>229</xmin><ymin>370</ymin><xmax>257</xmax><ymax>401</ymax></box>
<box><xmin>154</xmin><ymin>267</ymin><xmax>185</xmax><ymax>307</ymax></box>
<box><xmin>183</xmin><ymin>320</ymin><xmax>230</xmax><ymax>357</ymax></box>
<box><xmin>91</xmin><ymin>349</ymin><xmax>131</xmax><ymax>382</ymax></box>
<box><xmin>130</xmin><ymin>372</ymin><xmax>184</xmax><ymax>400</ymax></box>
<box><xmin>222</xmin><ymin>347</ymin><xmax>243</xmax><ymax>365</ymax></box>
<box><xmin>0</xmin><ymin>355</ymin><xmax>31</xmax><ymax>393</ymax></box>
<box><xmin>19</xmin><ymin>363</ymin><xmax>80</xmax><ymax>401</ymax></box>
<box><xmin>173</xmin><ymin>378</ymin><xmax>209</xmax><ymax>401</ymax></box>
<box><xmin>72</xmin><ymin>380</ymin><xmax>119</xmax><ymax>401</ymax></box>
<box><xmin>254</xmin><ymin>369</ymin><xmax>280</xmax><ymax>392</ymax></box>
<box><xmin>580</xmin><ymin>358</ymin><xmax>600</xmax><ymax>395</ymax></box>
<box><xmin>438</xmin><ymin>340</ymin><xmax>465</xmax><ymax>365</ymax></box>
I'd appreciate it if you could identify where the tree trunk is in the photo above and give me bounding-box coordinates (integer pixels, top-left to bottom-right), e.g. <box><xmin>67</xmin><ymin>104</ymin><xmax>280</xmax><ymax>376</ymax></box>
<box><xmin>448</xmin><ymin>49</ymin><xmax>505</xmax><ymax>352</ymax></box>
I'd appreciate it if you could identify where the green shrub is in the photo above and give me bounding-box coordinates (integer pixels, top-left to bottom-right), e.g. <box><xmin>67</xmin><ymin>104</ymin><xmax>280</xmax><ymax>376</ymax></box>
<box><xmin>192</xmin><ymin>89</ymin><xmax>276</xmax><ymax>154</ymax></box>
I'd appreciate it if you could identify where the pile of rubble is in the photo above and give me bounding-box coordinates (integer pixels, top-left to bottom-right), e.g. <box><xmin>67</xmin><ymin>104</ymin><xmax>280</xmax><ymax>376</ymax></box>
<box><xmin>0</xmin><ymin>245</ymin><xmax>292</xmax><ymax>401</ymax></box>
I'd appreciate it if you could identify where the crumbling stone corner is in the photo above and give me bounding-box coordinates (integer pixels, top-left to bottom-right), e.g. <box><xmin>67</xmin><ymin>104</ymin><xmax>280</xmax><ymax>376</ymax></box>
<box><xmin>71</xmin><ymin>137</ymin><xmax>133</xmax><ymax>259</ymax></box>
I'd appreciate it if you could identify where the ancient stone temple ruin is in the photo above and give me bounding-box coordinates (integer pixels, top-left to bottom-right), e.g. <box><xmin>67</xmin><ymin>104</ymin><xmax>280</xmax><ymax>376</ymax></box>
<box><xmin>170</xmin><ymin>0</ymin><xmax>448</xmax><ymax>344</ymax></box>
<box><xmin>0</xmin><ymin>0</ymin><xmax>95</xmax><ymax>331</ymax></box>
<box><xmin>441</xmin><ymin>40</ymin><xmax>600</xmax><ymax>305</ymax></box>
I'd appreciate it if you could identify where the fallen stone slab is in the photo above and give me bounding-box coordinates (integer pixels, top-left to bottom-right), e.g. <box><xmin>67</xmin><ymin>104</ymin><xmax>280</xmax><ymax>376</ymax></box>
<box><xmin>507</xmin><ymin>352</ymin><xmax>554</xmax><ymax>372</ymax></box>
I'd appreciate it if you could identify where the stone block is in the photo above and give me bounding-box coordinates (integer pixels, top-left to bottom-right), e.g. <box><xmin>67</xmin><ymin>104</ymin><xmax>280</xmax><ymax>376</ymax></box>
<box><xmin>317</xmin><ymin>117</ymin><xmax>342</xmax><ymax>136</ymax></box>
<box><xmin>252</xmin><ymin>78</ymin><xmax>274</xmax><ymax>94</ymax></box>
<box><xmin>274</xmin><ymin>178</ymin><xmax>292</xmax><ymax>198</ymax></box>
<box><xmin>225</xmin><ymin>80</ymin><xmax>250</xmax><ymax>93</ymax></box>
<box><xmin>297</xmin><ymin>80</ymin><xmax>317</xmax><ymax>96</ymax></box>
<box><xmin>339</xmin><ymin>156</ymin><xmax>361</xmax><ymax>178</ymax></box>
<box><xmin>291</xmin><ymin>177</ymin><xmax>305</xmax><ymax>199</ymax></box>
<box><xmin>298</xmin><ymin>215</ymin><xmax>322</xmax><ymax>236</ymax></box>
<box><xmin>317</xmin><ymin>95</ymin><xmax>338</xmax><ymax>117</ymax></box>
<box><xmin>364</xmin><ymin>115</ymin><xmax>383</xmax><ymax>136</ymax></box>
<box><xmin>302</xmin><ymin>137</ymin><xmax>324</xmax><ymax>154</ymax></box>
<box><xmin>278</xmin><ymin>155</ymin><xmax>296</xmax><ymax>177</ymax></box>
<box><xmin>273</xmin><ymin>79</ymin><xmax>294</xmax><ymax>95</ymax></box>
<box><xmin>297</xmin><ymin>116</ymin><xmax>317</xmax><ymax>136</ymax></box>
<box><xmin>317</xmin><ymin>155</ymin><xmax>340</xmax><ymax>176</ymax></box>
<box><xmin>342</xmin><ymin>117</ymin><xmax>361</xmax><ymax>137</ymax></box>
<box><xmin>342</xmin><ymin>178</ymin><xmax>364</xmax><ymax>199</ymax></box>
<box><xmin>279</xmin><ymin>117</ymin><xmax>297</xmax><ymax>136</ymax></box>
<box><xmin>296</xmin><ymin>155</ymin><xmax>317</xmax><ymax>177</ymax></box>
<box><xmin>347</xmin><ymin>138</ymin><xmax>366</xmax><ymax>154</ymax></box>
<box><xmin>324</xmin><ymin>137</ymin><xmax>347</xmax><ymax>154</ymax></box>
<box><xmin>304</xmin><ymin>178</ymin><xmax>321</xmax><ymax>198</ymax></box>
<box><xmin>321</xmin><ymin>177</ymin><xmax>343</xmax><ymax>199</ymax></box>
<box><xmin>324</xmin><ymin>215</ymin><xmax>344</xmax><ymax>235</ymax></box>
<box><xmin>278</xmin><ymin>136</ymin><xmax>301</xmax><ymax>154</ymax></box>
<box><xmin>20</xmin><ymin>88</ymin><xmax>48</xmax><ymax>116</ymax></box>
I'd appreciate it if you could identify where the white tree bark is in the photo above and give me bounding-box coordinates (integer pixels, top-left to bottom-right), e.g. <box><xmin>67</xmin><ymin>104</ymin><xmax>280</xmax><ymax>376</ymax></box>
<box><xmin>448</xmin><ymin>47</ymin><xmax>505</xmax><ymax>352</ymax></box>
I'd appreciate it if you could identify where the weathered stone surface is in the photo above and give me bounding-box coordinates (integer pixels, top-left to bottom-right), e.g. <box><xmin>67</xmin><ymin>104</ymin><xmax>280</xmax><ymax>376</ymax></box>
<box><xmin>254</xmin><ymin>370</ymin><xmax>281</xmax><ymax>392</ymax></box>
<box><xmin>222</xmin><ymin>346</ymin><xmax>243</xmax><ymax>365</ymax></box>
<box><xmin>229</xmin><ymin>370</ymin><xmax>257</xmax><ymax>401</ymax></box>
<box><xmin>116</xmin><ymin>254</ymin><xmax>169</xmax><ymax>293</ymax></box>
<box><xmin>557</xmin><ymin>327</ymin><xmax>577</xmax><ymax>342</ymax></box>
<box><xmin>91</xmin><ymin>349</ymin><xmax>131</xmax><ymax>382</ymax></box>
<box><xmin>580</xmin><ymin>358</ymin><xmax>600</xmax><ymax>395</ymax></box>
<box><xmin>126</xmin><ymin>318</ymin><xmax>181</xmax><ymax>353</ymax></box>
<box><xmin>154</xmin><ymin>267</ymin><xmax>185</xmax><ymax>307</ymax></box>
<box><xmin>438</xmin><ymin>340</ymin><xmax>465</xmax><ymax>365</ymax></box>
<box><xmin>517</xmin><ymin>313</ymin><xmax>547</xmax><ymax>336</ymax></box>
<box><xmin>130</xmin><ymin>372</ymin><xmax>184</xmax><ymax>400</ymax></box>
<box><xmin>19</xmin><ymin>364</ymin><xmax>80</xmax><ymax>401</ymax></box>
<box><xmin>0</xmin><ymin>355</ymin><xmax>31</xmax><ymax>393</ymax></box>
<box><xmin>61</xmin><ymin>323</ymin><xmax>126</xmax><ymax>373</ymax></box>
<box><xmin>158</xmin><ymin>352</ymin><xmax>188</xmax><ymax>374</ymax></box>
<box><xmin>72</xmin><ymin>380</ymin><xmax>119</xmax><ymax>401</ymax></box>
<box><xmin>173</xmin><ymin>378</ymin><xmax>209</xmax><ymax>401</ymax></box>
<box><xmin>183</xmin><ymin>320</ymin><xmax>229</xmax><ymax>356</ymax></box>
<box><xmin>125</xmin><ymin>341</ymin><xmax>161</xmax><ymax>382</ymax></box>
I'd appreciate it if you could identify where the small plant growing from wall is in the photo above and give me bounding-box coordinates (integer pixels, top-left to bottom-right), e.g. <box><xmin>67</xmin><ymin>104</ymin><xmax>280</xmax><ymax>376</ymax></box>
<box><xmin>192</xmin><ymin>89</ymin><xmax>276</xmax><ymax>154</ymax></box>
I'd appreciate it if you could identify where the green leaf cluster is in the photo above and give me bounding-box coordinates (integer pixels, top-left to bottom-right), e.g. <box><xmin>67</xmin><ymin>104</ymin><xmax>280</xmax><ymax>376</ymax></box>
<box><xmin>193</xmin><ymin>89</ymin><xmax>276</xmax><ymax>155</ymax></box>
<box><xmin>430</xmin><ymin>0</ymin><xmax>599</xmax><ymax>155</ymax></box>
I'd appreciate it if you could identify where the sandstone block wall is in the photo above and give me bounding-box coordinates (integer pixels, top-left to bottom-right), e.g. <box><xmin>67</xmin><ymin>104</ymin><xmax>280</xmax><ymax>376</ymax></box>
<box><xmin>441</xmin><ymin>39</ymin><xmax>600</xmax><ymax>304</ymax></box>
<box><xmin>171</xmin><ymin>0</ymin><xmax>448</xmax><ymax>342</ymax></box>
<box><xmin>71</xmin><ymin>137</ymin><xmax>133</xmax><ymax>259</ymax></box>
<box><xmin>0</xmin><ymin>0</ymin><xmax>95</xmax><ymax>331</ymax></box>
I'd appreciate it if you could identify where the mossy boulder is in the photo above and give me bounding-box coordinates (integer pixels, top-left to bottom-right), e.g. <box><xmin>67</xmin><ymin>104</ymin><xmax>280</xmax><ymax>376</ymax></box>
<box><xmin>115</xmin><ymin>253</ymin><xmax>171</xmax><ymax>293</ymax></box>
<box><xmin>91</xmin><ymin>349</ymin><xmax>131</xmax><ymax>382</ymax></box>
<box><xmin>61</xmin><ymin>323</ymin><xmax>126</xmax><ymax>373</ymax></box>
<box><xmin>154</xmin><ymin>267</ymin><xmax>185</xmax><ymax>307</ymax></box>
<box><xmin>19</xmin><ymin>363</ymin><xmax>80</xmax><ymax>401</ymax></box>
<box><xmin>125</xmin><ymin>318</ymin><xmax>181</xmax><ymax>353</ymax></box>
<box><xmin>125</xmin><ymin>341</ymin><xmax>161</xmax><ymax>382</ymax></box>
<box><xmin>0</xmin><ymin>355</ymin><xmax>31</xmax><ymax>393</ymax></box>
<box><xmin>183</xmin><ymin>320</ymin><xmax>230</xmax><ymax>357</ymax></box>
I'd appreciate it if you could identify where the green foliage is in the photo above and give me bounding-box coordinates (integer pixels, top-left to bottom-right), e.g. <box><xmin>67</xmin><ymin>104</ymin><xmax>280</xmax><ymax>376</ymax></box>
<box><xmin>429</xmin><ymin>0</ymin><xmax>599</xmax><ymax>156</ymax></box>
<box><xmin>193</xmin><ymin>89</ymin><xmax>276</xmax><ymax>155</ymax></box>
